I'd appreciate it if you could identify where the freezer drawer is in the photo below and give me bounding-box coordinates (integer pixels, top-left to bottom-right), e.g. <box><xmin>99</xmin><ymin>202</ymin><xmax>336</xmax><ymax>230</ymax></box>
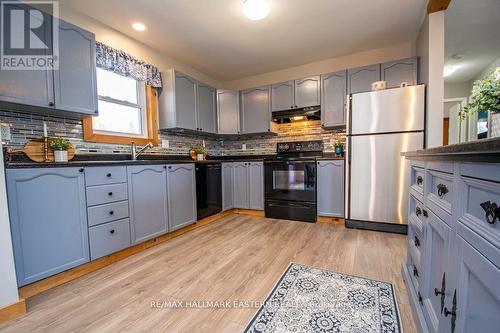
<box><xmin>348</xmin><ymin>131</ymin><xmax>424</xmax><ymax>225</ymax></box>
<box><xmin>349</xmin><ymin>85</ymin><xmax>425</xmax><ymax>135</ymax></box>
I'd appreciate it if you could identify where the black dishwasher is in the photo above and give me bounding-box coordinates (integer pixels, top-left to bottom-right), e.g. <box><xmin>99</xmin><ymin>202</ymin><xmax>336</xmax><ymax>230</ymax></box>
<box><xmin>195</xmin><ymin>162</ymin><xmax>222</xmax><ymax>220</ymax></box>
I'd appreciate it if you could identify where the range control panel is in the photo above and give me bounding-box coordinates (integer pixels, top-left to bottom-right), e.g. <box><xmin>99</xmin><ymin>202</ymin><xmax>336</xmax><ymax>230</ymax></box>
<box><xmin>277</xmin><ymin>140</ymin><xmax>324</xmax><ymax>153</ymax></box>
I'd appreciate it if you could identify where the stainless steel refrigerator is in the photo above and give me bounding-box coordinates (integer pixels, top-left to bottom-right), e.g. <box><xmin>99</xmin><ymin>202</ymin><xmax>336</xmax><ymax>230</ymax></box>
<box><xmin>345</xmin><ymin>85</ymin><xmax>425</xmax><ymax>233</ymax></box>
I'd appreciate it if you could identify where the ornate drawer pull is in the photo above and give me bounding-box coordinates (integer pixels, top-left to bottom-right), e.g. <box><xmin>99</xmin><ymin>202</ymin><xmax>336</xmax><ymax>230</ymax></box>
<box><xmin>416</xmin><ymin>176</ymin><xmax>423</xmax><ymax>185</ymax></box>
<box><xmin>417</xmin><ymin>292</ymin><xmax>423</xmax><ymax>306</ymax></box>
<box><xmin>412</xmin><ymin>265</ymin><xmax>419</xmax><ymax>277</ymax></box>
<box><xmin>444</xmin><ymin>290</ymin><xmax>457</xmax><ymax>333</ymax></box>
<box><xmin>415</xmin><ymin>207</ymin><xmax>422</xmax><ymax>217</ymax></box>
<box><xmin>437</xmin><ymin>183</ymin><xmax>448</xmax><ymax>197</ymax></box>
<box><xmin>414</xmin><ymin>236</ymin><xmax>420</xmax><ymax>247</ymax></box>
<box><xmin>480</xmin><ymin>201</ymin><xmax>500</xmax><ymax>225</ymax></box>
<box><xmin>434</xmin><ymin>272</ymin><xmax>446</xmax><ymax>314</ymax></box>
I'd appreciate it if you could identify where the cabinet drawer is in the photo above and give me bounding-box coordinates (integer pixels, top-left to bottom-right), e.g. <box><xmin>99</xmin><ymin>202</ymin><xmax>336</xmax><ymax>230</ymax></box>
<box><xmin>406</xmin><ymin>255</ymin><xmax>422</xmax><ymax>294</ymax></box>
<box><xmin>458</xmin><ymin>176</ymin><xmax>500</xmax><ymax>250</ymax></box>
<box><xmin>87</xmin><ymin>200</ymin><xmax>129</xmax><ymax>227</ymax></box>
<box><xmin>410</xmin><ymin>165</ymin><xmax>425</xmax><ymax>197</ymax></box>
<box><xmin>408</xmin><ymin>216</ymin><xmax>424</xmax><ymax>258</ymax></box>
<box><xmin>85</xmin><ymin>166</ymin><xmax>127</xmax><ymax>186</ymax></box>
<box><xmin>425</xmin><ymin>169</ymin><xmax>453</xmax><ymax>219</ymax></box>
<box><xmin>89</xmin><ymin>218</ymin><xmax>131</xmax><ymax>260</ymax></box>
<box><xmin>86</xmin><ymin>183</ymin><xmax>128</xmax><ymax>206</ymax></box>
<box><xmin>409</xmin><ymin>194</ymin><xmax>425</xmax><ymax>224</ymax></box>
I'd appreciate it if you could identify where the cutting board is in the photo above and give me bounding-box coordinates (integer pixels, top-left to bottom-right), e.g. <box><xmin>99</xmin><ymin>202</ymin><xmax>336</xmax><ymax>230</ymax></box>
<box><xmin>18</xmin><ymin>139</ymin><xmax>76</xmax><ymax>162</ymax></box>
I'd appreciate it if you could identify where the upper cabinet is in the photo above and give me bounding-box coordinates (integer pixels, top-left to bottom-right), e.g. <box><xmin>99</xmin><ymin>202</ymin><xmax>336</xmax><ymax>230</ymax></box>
<box><xmin>347</xmin><ymin>64</ymin><xmax>381</xmax><ymax>94</ymax></box>
<box><xmin>54</xmin><ymin>20</ymin><xmax>98</xmax><ymax>115</ymax></box>
<box><xmin>321</xmin><ymin>70</ymin><xmax>347</xmax><ymax>127</ymax></box>
<box><xmin>294</xmin><ymin>76</ymin><xmax>321</xmax><ymax>108</ymax></box>
<box><xmin>217</xmin><ymin>90</ymin><xmax>240</xmax><ymax>134</ymax></box>
<box><xmin>271</xmin><ymin>81</ymin><xmax>294</xmax><ymax>111</ymax></box>
<box><xmin>197</xmin><ymin>82</ymin><xmax>217</xmax><ymax>133</ymax></box>
<box><xmin>240</xmin><ymin>86</ymin><xmax>273</xmax><ymax>134</ymax></box>
<box><xmin>381</xmin><ymin>57</ymin><xmax>418</xmax><ymax>88</ymax></box>
<box><xmin>159</xmin><ymin>69</ymin><xmax>217</xmax><ymax>133</ymax></box>
<box><xmin>271</xmin><ymin>77</ymin><xmax>320</xmax><ymax>111</ymax></box>
<box><xmin>0</xmin><ymin>15</ymin><xmax>97</xmax><ymax>116</ymax></box>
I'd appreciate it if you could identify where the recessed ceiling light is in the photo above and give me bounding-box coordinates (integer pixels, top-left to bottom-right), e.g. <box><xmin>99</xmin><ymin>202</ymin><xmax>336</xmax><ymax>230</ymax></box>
<box><xmin>132</xmin><ymin>22</ymin><xmax>146</xmax><ymax>31</ymax></box>
<box><xmin>443</xmin><ymin>66</ymin><xmax>457</xmax><ymax>77</ymax></box>
<box><xmin>242</xmin><ymin>0</ymin><xmax>270</xmax><ymax>21</ymax></box>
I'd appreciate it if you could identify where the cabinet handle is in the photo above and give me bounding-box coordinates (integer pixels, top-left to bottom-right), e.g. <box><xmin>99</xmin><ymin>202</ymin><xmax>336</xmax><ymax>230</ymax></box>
<box><xmin>109</xmin><ymin>211</ymin><xmax>114</xmax><ymax>215</ymax></box>
<box><xmin>423</xmin><ymin>209</ymin><xmax>428</xmax><ymax>218</ymax></box>
<box><xmin>434</xmin><ymin>272</ymin><xmax>446</xmax><ymax>314</ymax></box>
<box><xmin>444</xmin><ymin>290</ymin><xmax>457</xmax><ymax>333</ymax></box>
<box><xmin>415</xmin><ymin>207</ymin><xmax>422</xmax><ymax>217</ymax></box>
<box><xmin>417</xmin><ymin>291</ymin><xmax>423</xmax><ymax>306</ymax></box>
<box><xmin>108</xmin><ymin>192</ymin><xmax>113</xmax><ymax>196</ymax></box>
<box><xmin>480</xmin><ymin>201</ymin><xmax>500</xmax><ymax>225</ymax></box>
<box><xmin>294</xmin><ymin>105</ymin><xmax>298</xmax><ymax>108</ymax></box>
<box><xmin>437</xmin><ymin>183</ymin><xmax>448</xmax><ymax>197</ymax></box>
<box><xmin>163</xmin><ymin>166</ymin><xmax>167</xmax><ymax>169</ymax></box>
<box><xmin>416</xmin><ymin>176</ymin><xmax>423</xmax><ymax>185</ymax></box>
<box><xmin>109</xmin><ymin>229</ymin><xmax>115</xmax><ymax>234</ymax></box>
<box><xmin>106</xmin><ymin>173</ymin><xmax>112</xmax><ymax>178</ymax></box>
<box><xmin>168</xmin><ymin>166</ymin><xmax>172</xmax><ymax>169</ymax></box>
<box><xmin>79</xmin><ymin>168</ymin><xmax>84</xmax><ymax>173</ymax></box>
<box><xmin>48</xmin><ymin>102</ymin><xmax>54</xmax><ymax>107</ymax></box>
<box><xmin>414</xmin><ymin>236</ymin><xmax>420</xmax><ymax>247</ymax></box>
<box><xmin>412</xmin><ymin>265</ymin><xmax>419</xmax><ymax>277</ymax></box>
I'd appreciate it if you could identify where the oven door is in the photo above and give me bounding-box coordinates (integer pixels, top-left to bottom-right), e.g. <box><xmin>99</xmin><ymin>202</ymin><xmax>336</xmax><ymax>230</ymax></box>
<box><xmin>264</xmin><ymin>160</ymin><xmax>316</xmax><ymax>202</ymax></box>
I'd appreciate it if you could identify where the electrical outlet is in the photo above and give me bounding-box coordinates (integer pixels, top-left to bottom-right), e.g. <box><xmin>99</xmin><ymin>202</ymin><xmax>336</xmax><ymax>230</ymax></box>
<box><xmin>161</xmin><ymin>139</ymin><xmax>169</xmax><ymax>149</ymax></box>
<box><xmin>0</xmin><ymin>123</ymin><xmax>11</xmax><ymax>142</ymax></box>
<box><xmin>242</xmin><ymin>143</ymin><xmax>246</xmax><ymax>151</ymax></box>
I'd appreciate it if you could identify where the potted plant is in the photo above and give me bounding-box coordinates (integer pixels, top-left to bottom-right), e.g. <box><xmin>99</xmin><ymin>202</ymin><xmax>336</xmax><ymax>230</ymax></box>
<box><xmin>334</xmin><ymin>141</ymin><xmax>345</xmax><ymax>155</ymax></box>
<box><xmin>459</xmin><ymin>68</ymin><xmax>500</xmax><ymax>138</ymax></box>
<box><xmin>50</xmin><ymin>137</ymin><xmax>70</xmax><ymax>162</ymax></box>
<box><xmin>194</xmin><ymin>146</ymin><xmax>205</xmax><ymax>161</ymax></box>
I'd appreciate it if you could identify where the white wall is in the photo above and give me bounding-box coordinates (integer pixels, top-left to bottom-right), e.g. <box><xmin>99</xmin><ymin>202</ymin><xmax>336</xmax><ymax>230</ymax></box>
<box><xmin>417</xmin><ymin>12</ymin><xmax>445</xmax><ymax>148</ymax></box>
<box><xmin>444</xmin><ymin>81</ymin><xmax>471</xmax><ymax>99</ymax></box>
<box><xmin>0</xmin><ymin>141</ymin><xmax>19</xmax><ymax>308</ymax></box>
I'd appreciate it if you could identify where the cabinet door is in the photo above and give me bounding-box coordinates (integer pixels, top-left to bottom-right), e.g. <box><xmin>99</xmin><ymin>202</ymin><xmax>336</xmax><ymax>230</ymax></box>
<box><xmin>128</xmin><ymin>165</ymin><xmax>168</xmax><ymax>244</ymax></box>
<box><xmin>248</xmin><ymin>162</ymin><xmax>264</xmax><ymax>210</ymax></box>
<box><xmin>381</xmin><ymin>57</ymin><xmax>418</xmax><ymax>88</ymax></box>
<box><xmin>271</xmin><ymin>81</ymin><xmax>294</xmax><ymax>111</ymax></box>
<box><xmin>453</xmin><ymin>236</ymin><xmax>500</xmax><ymax>333</ymax></box>
<box><xmin>6</xmin><ymin>167</ymin><xmax>89</xmax><ymax>286</ymax></box>
<box><xmin>317</xmin><ymin>160</ymin><xmax>344</xmax><ymax>217</ymax></box>
<box><xmin>294</xmin><ymin>76</ymin><xmax>320</xmax><ymax>108</ymax></box>
<box><xmin>217</xmin><ymin>90</ymin><xmax>240</xmax><ymax>134</ymax></box>
<box><xmin>174</xmin><ymin>71</ymin><xmax>198</xmax><ymax>130</ymax></box>
<box><xmin>233</xmin><ymin>163</ymin><xmax>249</xmax><ymax>209</ymax></box>
<box><xmin>222</xmin><ymin>163</ymin><xmax>234</xmax><ymax>211</ymax></box>
<box><xmin>54</xmin><ymin>20</ymin><xmax>97</xmax><ymax>115</ymax></box>
<box><xmin>240</xmin><ymin>86</ymin><xmax>271</xmax><ymax>134</ymax></box>
<box><xmin>347</xmin><ymin>64</ymin><xmax>381</xmax><ymax>94</ymax></box>
<box><xmin>167</xmin><ymin>164</ymin><xmax>197</xmax><ymax>231</ymax></box>
<box><xmin>421</xmin><ymin>210</ymin><xmax>452</xmax><ymax>333</ymax></box>
<box><xmin>197</xmin><ymin>82</ymin><xmax>216</xmax><ymax>133</ymax></box>
<box><xmin>321</xmin><ymin>71</ymin><xmax>347</xmax><ymax>127</ymax></box>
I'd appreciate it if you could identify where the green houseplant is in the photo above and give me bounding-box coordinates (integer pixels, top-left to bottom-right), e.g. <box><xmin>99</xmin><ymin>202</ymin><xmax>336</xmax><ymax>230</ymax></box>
<box><xmin>194</xmin><ymin>146</ymin><xmax>205</xmax><ymax>161</ymax></box>
<box><xmin>459</xmin><ymin>68</ymin><xmax>500</xmax><ymax>137</ymax></box>
<box><xmin>334</xmin><ymin>141</ymin><xmax>345</xmax><ymax>155</ymax></box>
<box><xmin>50</xmin><ymin>137</ymin><xmax>70</xmax><ymax>162</ymax></box>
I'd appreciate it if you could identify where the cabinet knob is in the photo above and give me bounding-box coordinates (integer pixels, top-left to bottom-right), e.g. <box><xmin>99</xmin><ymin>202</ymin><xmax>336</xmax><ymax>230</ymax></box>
<box><xmin>79</xmin><ymin>168</ymin><xmax>84</xmax><ymax>173</ymax></box>
<box><xmin>417</xmin><ymin>292</ymin><xmax>423</xmax><ymax>306</ymax></box>
<box><xmin>109</xmin><ymin>229</ymin><xmax>115</xmax><ymax>234</ymax></box>
<box><xmin>416</xmin><ymin>176</ymin><xmax>423</xmax><ymax>185</ymax></box>
<box><xmin>480</xmin><ymin>201</ymin><xmax>500</xmax><ymax>225</ymax></box>
<box><xmin>412</xmin><ymin>265</ymin><xmax>419</xmax><ymax>277</ymax></box>
<box><xmin>163</xmin><ymin>166</ymin><xmax>167</xmax><ymax>169</ymax></box>
<box><xmin>48</xmin><ymin>102</ymin><xmax>54</xmax><ymax>107</ymax></box>
<box><xmin>415</xmin><ymin>207</ymin><xmax>422</xmax><ymax>217</ymax></box>
<box><xmin>414</xmin><ymin>236</ymin><xmax>420</xmax><ymax>247</ymax></box>
<box><xmin>423</xmin><ymin>209</ymin><xmax>428</xmax><ymax>218</ymax></box>
<box><xmin>437</xmin><ymin>183</ymin><xmax>448</xmax><ymax>197</ymax></box>
<box><xmin>106</xmin><ymin>173</ymin><xmax>112</xmax><ymax>178</ymax></box>
<box><xmin>108</xmin><ymin>192</ymin><xmax>113</xmax><ymax>196</ymax></box>
<box><xmin>109</xmin><ymin>211</ymin><xmax>114</xmax><ymax>215</ymax></box>
<box><xmin>168</xmin><ymin>166</ymin><xmax>172</xmax><ymax>169</ymax></box>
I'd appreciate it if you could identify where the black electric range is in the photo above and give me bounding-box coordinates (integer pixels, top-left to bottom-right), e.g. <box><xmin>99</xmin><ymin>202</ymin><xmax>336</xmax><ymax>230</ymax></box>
<box><xmin>264</xmin><ymin>140</ymin><xmax>324</xmax><ymax>222</ymax></box>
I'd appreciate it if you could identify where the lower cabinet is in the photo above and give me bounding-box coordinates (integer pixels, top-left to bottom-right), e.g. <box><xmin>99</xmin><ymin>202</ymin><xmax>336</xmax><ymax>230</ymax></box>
<box><xmin>89</xmin><ymin>218</ymin><xmax>131</xmax><ymax>260</ymax></box>
<box><xmin>6</xmin><ymin>167</ymin><xmax>90</xmax><ymax>286</ymax></box>
<box><xmin>128</xmin><ymin>165</ymin><xmax>169</xmax><ymax>244</ymax></box>
<box><xmin>166</xmin><ymin>164</ymin><xmax>197</xmax><ymax>231</ymax></box>
<box><xmin>222</xmin><ymin>163</ymin><xmax>234</xmax><ymax>211</ymax></box>
<box><xmin>317</xmin><ymin>160</ymin><xmax>344</xmax><ymax>217</ymax></box>
<box><xmin>233</xmin><ymin>162</ymin><xmax>264</xmax><ymax>210</ymax></box>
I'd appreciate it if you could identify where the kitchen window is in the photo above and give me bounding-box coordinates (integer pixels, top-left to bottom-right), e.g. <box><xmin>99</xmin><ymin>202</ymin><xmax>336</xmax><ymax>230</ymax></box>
<box><xmin>83</xmin><ymin>68</ymin><xmax>158</xmax><ymax>145</ymax></box>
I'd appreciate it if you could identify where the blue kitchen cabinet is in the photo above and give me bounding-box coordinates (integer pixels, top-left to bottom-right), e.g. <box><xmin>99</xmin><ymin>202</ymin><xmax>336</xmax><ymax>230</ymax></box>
<box><xmin>197</xmin><ymin>82</ymin><xmax>217</xmax><ymax>133</ymax></box>
<box><xmin>347</xmin><ymin>64</ymin><xmax>381</xmax><ymax>94</ymax></box>
<box><xmin>271</xmin><ymin>81</ymin><xmax>294</xmax><ymax>111</ymax></box>
<box><xmin>167</xmin><ymin>164</ymin><xmax>197</xmax><ymax>231</ymax></box>
<box><xmin>381</xmin><ymin>57</ymin><xmax>418</xmax><ymax>88</ymax></box>
<box><xmin>127</xmin><ymin>165</ymin><xmax>169</xmax><ymax>244</ymax></box>
<box><xmin>54</xmin><ymin>20</ymin><xmax>98</xmax><ymax>115</ymax></box>
<box><xmin>217</xmin><ymin>90</ymin><xmax>240</xmax><ymax>134</ymax></box>
<box><xmin>233</xmin><ymin>162</ymin><xmax>249</xmax><ymax>209</ymax></box>
<box><xmin>240</xmin><ymin>86</ymin><xmax>272</xmax><ymax>134</ymax></box>
<box><xmin>248</xmin><ymin>162</ymin><xmax>264</xmax><ymax>210</ymax></box>
<box><xmin>294</xmin><ymin>76</ymin><xmax>321</xmax><ymax>108</ymax></box>
<box><xmin>321</xmin><ymin>70</ymin><xmax>347</xmax><ymax>127</ymax></box>
<box><xmin>317</xmin><ymin>160</ymin><xmax>344</xmax><ymax>217</ymax></box>
<box><xmin>6</xmin><ymin>167</ymin><xmax>90</xmax><ymax>286</ymax></box>
<box><xmin>222</xmin><ymin>163</ymin><xmax>234</xmax><ymax>211</ymax></box>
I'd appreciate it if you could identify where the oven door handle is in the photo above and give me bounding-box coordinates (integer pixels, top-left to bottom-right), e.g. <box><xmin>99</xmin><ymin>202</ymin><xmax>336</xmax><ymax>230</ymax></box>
<box><xmin>264</xmin><ymin>160</ymin><xmax>316</xmax><ymax>164</ymax></box>
<box><xmin>267</xmin><ymin>202</ymin><xmax>311</xmax><ymax>208</ymax></box>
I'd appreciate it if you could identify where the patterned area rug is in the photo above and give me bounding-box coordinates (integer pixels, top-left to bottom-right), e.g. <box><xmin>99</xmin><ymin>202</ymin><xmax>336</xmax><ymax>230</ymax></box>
<box><xmin>244</xmin><ymin>263</ymin><xmax>401</xmax><ymax>333</ymax></box>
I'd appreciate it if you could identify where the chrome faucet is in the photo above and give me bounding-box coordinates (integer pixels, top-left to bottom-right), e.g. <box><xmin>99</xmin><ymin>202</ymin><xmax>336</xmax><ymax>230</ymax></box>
<box><xmin>131</xmin><ymin>142</ymin><xmax>153</xmax><ymax>160</ymax></box>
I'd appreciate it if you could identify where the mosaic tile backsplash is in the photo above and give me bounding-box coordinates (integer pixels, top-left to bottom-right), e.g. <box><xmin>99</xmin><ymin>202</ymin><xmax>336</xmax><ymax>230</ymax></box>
<box><xmin>0</xmin><ymin>109</ymin><xmax>345</xmax><ymax>156</ymax></box>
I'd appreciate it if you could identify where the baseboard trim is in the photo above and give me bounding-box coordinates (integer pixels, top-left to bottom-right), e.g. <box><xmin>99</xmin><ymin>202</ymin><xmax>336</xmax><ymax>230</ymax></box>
<box><xmin>317</xmin><ymin>216</ymin><xmax>344</xmax><ymax>224</ymax></box>
<box><xmin>234</xmin><ymin>209</ymin><xmax>265</xmax><ymax>217</ymax></box>
<box><xmin>345</xmin><ymin>219</ymin><xmax>408</xmax><ymax>234</ymax></box>
<box><xmin>0</xmin><ymin>298</ymin><xmax>26</xmax><ymax>324</ymax></box>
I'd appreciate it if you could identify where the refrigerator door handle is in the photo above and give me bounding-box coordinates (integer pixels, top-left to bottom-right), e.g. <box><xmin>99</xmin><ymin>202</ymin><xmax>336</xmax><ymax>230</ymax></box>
<box><xmin>346</xmin><ymin>94</ymin><xmax>352</xmax><ymax>135</ymax></box>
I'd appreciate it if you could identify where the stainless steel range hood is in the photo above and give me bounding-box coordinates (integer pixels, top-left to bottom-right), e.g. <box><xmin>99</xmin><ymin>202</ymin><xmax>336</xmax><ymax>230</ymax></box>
<box><xmin>271</xmin><ymin>106</ymin><xmax>321</xmax><ymax>124</ymax></box>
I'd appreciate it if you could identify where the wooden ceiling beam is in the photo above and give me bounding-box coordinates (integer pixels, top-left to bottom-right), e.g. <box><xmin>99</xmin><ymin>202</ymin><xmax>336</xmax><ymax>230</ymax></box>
<box><xmin>427</xmin><ymin>0</ymin><xmax>452</xmax><ymax>13</ymax></box>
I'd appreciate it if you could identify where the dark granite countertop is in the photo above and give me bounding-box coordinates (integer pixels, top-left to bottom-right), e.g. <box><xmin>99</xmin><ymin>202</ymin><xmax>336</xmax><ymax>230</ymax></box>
<box><xmin>402</xmin><ymin>137</ymin><xmax>500</xmax><ymax>162</ymax></box>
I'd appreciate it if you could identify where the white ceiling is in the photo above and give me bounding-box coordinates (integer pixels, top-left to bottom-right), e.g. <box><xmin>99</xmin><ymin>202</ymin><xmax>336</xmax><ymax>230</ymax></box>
<box><xmin>445</xmin><ymin>0</ymin><xmax>500</xmax><ymax>82</ymax></box>
<box><xmin>62</xmin><ymin>0</ymin><xmax>427</xmax><ymax>81</ymax></box>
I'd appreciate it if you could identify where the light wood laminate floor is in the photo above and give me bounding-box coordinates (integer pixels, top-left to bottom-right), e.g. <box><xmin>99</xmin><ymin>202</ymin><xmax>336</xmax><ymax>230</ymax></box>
<box><xmin>0</xmin><ymin>215</ymin><xmax>416</xmax><ymax>332</ymax></box>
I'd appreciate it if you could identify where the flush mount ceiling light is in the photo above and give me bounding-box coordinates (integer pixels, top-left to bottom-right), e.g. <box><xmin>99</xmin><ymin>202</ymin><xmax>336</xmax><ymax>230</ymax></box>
<box><xmin>132</xmin><ymin>22</ymin><xmax>146</xmax><ymax>31</ymax></box>
<box><xmin>242</xmin><ymin>0</ymin><xmax>271</xmax><ymax>20</ymax></box>
<box><xmin>443</xmin><ymin>65</ymin><xmax>457</xmax><ymax>77</ymax></box>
